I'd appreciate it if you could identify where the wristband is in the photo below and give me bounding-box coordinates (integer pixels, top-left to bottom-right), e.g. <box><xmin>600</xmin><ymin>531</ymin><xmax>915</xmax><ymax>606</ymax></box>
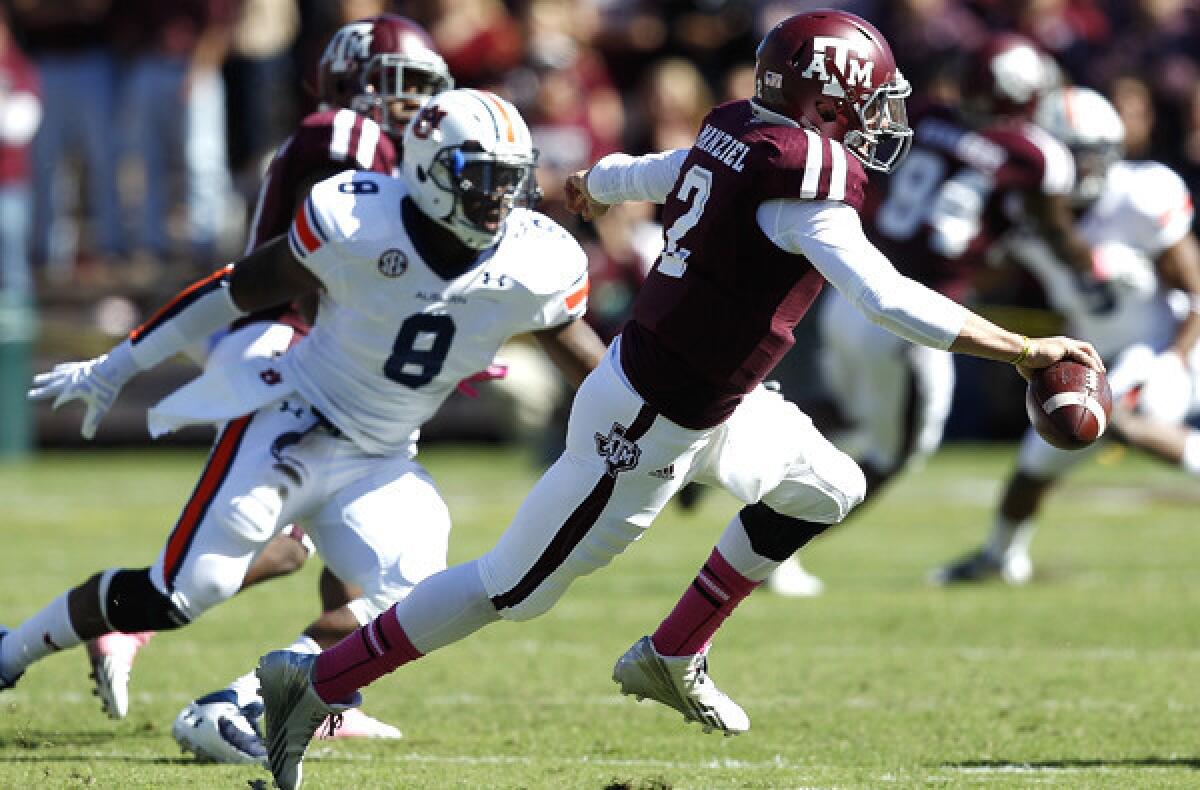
<box><xmin>1011</xmin><ymin>335</ymin><xmax>1033</xmax><ymax>366</ymax></box>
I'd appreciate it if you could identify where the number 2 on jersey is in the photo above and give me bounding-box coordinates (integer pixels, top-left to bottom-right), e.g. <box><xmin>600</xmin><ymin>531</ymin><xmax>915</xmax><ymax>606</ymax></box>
<box><xmin>657</xmin><ymin>165</ymin><xmax>713</xmax><ymax>278</ymax></box>
<box><xmin>384</xmin><ymin>313</ymin><xmax>456</xmax><ymax>388</ymax></box>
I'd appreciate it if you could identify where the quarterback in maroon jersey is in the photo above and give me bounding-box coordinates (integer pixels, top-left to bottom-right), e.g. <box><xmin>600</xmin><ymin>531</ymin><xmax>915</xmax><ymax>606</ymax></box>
<box><xmin>77</xmin><ymin>14</ymin><xmax>452</xmax><ymax>760</ymax></box>
<box><xmin>769</xmin><ymin>33</ymin><xmax>1087</xmax><ymax>596</ymax></box>
<box><xmin>249</xmin><ymin>12</ymin><xmax>1101</xmax><ymax>785</ymax></box>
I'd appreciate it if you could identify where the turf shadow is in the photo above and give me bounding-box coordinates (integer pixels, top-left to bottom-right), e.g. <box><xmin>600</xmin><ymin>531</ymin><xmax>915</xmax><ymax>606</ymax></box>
<box><xmin>947</xmin><ymin>757</ymin><xmax>1200</xmax><ymax>771</ymax></box>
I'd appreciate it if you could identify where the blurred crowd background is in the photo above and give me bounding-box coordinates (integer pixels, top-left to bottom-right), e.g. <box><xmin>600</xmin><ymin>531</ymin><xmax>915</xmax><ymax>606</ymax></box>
<box><xmin>1</xmin><ymin>0</ymin><xmax>1199</xmax><ymax>456</ymax></box>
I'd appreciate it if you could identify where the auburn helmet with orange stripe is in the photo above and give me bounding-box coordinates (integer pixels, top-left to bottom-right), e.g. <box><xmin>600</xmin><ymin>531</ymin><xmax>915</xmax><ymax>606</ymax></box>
<box><xmin>1035</xmin><ymin>86</ymin><xmax>1124</xmax><ymax>206</ymax></box>
<box><xmin>317</xmin><ymin>14</ymin><xmax>453</xmax><ymax>139</ymax></box>
<box><xmin>753</xmin><ymin>10</ymin><xmax>912</xmax><ymax>173</ymax></box>
<box><xmin>403</xmin><ymin>89</ymin><xmax>540</xmax><ymax>249</ymax></box>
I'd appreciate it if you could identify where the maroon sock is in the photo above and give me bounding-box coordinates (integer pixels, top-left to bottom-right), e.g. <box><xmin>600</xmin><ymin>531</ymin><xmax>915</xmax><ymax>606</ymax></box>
<box><xmin>651</xmin><ymin>548</ymin><xmax>759</xmax><ymax>656</ymax></box>
<box><xmin>312</xmin><ymin>605</ymin><xmax>422</xmax><ymax>703</ymax></box>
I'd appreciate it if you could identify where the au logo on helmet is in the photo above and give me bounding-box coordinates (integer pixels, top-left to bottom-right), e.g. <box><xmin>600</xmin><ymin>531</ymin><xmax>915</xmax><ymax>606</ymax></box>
<box><xmin>800</xmin><ymin>37</ymin><xmax>875</xmax><ymax>98</ymax></box>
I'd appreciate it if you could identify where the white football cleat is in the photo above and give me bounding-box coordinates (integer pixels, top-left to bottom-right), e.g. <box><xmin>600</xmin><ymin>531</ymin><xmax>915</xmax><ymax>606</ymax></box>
<box><xmin>765</xmin><ymin>556</ymin><xmax>825</xmax><ymax>597</ymax></box>
<box><xmin>172</xmin><ymin>690</ymin><xmax>267</xmax><ymax>765</ymax></box>
<box><xmin>257</xmin><ymin>650</ymin><xmax>361</xmax><ymax>790</ymax></box>
<box><xmin>0</xmin><ymin>627</ymin><xmax>23</xmax><ymax>692</ymax></box>
<box><xmin>929</xmin><ymin>547</ymin><xmax>1033</xmax><ymax>586</ymax></box>
<box><xmin>86</xmin><ymin>631</ymin><xmax>153</xmax><ymax>719</ymax></box>
<box><xmin>318</xmin><ymin>707</ymin><xmax>401</xmax><ymax>740</ymax></box>
<box><xmin>613</xmin><ymin>636</ymin><xmax>749</xmax><ymax>735</ymax></box>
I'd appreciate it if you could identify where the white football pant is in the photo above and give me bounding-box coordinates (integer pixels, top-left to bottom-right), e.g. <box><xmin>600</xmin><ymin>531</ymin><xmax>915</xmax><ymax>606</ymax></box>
<box><xmin>147</xmin><ymin>324</ymin><xmax>450</xmax><ymax>624</ymax></box>
<box><xmin>476</xmin><ymin>338</ymin><xmax>865</xmax><ymax>622</ymax></box>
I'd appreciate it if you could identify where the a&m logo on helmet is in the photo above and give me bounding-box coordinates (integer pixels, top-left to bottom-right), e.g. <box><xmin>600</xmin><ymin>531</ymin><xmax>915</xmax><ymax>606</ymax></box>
<box><xmin>800</xmin><ymin>37</ymin><xmax>875</xmax><ymax>98</ymax></box>
<box><xmin>327</xmin><ymin>22</ymin><xmax>374</xmax><ymax>73</ymax></box>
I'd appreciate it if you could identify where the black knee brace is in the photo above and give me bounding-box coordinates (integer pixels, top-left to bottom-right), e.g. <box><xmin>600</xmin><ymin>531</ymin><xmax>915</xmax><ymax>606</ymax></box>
<box><xmin>739</xmin><ymin>502</ymin><xmax>830</xmax><ymax>561</ymax></box>
<box><xmin>103</xmin><ymin>568</ymin><xmax>190</xmax><ymax>632</ymax></box>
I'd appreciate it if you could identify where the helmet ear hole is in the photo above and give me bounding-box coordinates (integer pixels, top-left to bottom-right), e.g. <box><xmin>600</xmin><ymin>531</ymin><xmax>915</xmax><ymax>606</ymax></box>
<box><xmin>814</xmin><ymin>99</ymin><xmax>838</xmax><ymax>122</ymax></box>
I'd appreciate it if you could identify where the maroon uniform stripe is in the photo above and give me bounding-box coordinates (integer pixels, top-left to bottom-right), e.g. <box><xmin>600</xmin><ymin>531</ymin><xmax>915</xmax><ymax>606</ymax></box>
<box><xmin>491</xmin><ymin>403</ymin><xmax>659</xmax><ymax>611</ymax></box>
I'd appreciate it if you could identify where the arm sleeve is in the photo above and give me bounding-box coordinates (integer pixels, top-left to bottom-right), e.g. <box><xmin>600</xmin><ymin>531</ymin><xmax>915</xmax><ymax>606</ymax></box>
<box><xmin>757</xmin><ymin>199</ymin><xmax>969</xmax><ymax>349</ymax></box>
<box><xmin>585</xmin><ymin>149</ymin><xmax>689</xmax><ymax>205</ymax></box>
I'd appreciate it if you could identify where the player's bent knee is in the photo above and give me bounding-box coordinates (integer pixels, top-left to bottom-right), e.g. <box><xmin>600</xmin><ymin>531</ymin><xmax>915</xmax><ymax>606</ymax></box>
<box><xmin>763</xmin><ymin>455</ymin><xmax>866</xmax><ymax>524</ymax></box>
<box><xmin>212</xmin><ymin>487</ymin><xmax>285</xmax><ymax>544</ymax></box>
<box><xmin>101</xmin><ymin>569</ymin><xmax>190</xmax><ymax>632</ymax></box>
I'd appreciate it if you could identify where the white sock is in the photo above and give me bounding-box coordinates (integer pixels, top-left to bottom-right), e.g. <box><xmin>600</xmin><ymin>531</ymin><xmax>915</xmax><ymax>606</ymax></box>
<box><xmin>1007</xmin><ymin>521</ymin><xmax>1038</xmax><ymax>557</ymax></box>
<box><xmin>287</xmin><ymin>634</ymin><xmax>321</xmax><ymax>655</ymax></box>
<box><xmin>985</xmin><ymin>515</ymin><xmax>1032</xmax><ymax>558</ymax></box>
<box><xmin>1</xmin><ymin>593</ymin><xmax>81</xmax><ymax>678</ymax></box>
<box><xmin>226</xmin><ymin>635</ymin><xmax>320</xmax><ymax>708</ymax></box>
<box><xmin>715</xmin><ymin>513</ymin><xmax>784</xmax><ymax>581</ymax></box>
<box><xmin>227</xmin><ymin>670</ymin><xmax>261</xmax><ymax>709</ymax></box>
<box><xmin>1182</xmin><ymin>431</ymin><xmax>1200</xmax><ymax>476</ymax></box>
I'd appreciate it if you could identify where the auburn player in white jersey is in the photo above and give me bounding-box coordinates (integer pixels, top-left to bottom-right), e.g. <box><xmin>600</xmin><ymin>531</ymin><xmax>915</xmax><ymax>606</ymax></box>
<box><xmin>933</xmin><ymin>86</ymin><xmax>1200</xmax><ymax>585</ymax></box>
<box><xmin>2</xmin><ymin>90</ymin><xmax>604</xmax><ymax>764</ymax></box>
<box><xmin>250</xmin><ymin>14</ymin><xmax>1101</xmax><ymax>790</ymax></box>
<box><xmin>75</xmin><ymin>14</ymin><xmax>455</xmax><ymax>754</ymax></box>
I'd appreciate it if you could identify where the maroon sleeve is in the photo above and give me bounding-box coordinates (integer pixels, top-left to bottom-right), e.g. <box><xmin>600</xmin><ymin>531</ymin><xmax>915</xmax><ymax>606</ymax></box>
<box><xmin>244</xmin><ymin>110</ymin><xmax>397</xmax><ymax>252</ymax></box>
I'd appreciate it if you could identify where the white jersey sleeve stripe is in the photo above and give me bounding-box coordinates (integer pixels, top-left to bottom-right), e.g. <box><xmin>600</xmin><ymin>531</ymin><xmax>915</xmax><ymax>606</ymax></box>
<box><xmin>800</xmin><ymin>130</ymin><xmax>823</xmax><ymax>199</ymax></box>
<box><xmin>355</xmin><ymin>118</ymin><xmax>380</xmax><ymax>169</ymax></box>
<box><xmin>1025</xmin><ymin>123</ymin><xmax>1075</xmax><ymax>196</ymax></box>
<box><xmin>330</xmin><ymin>109</ymin><xmax>355</xmax><ymax>162</ymax></box>
<box><xmin>827</xmin><ymin>140</ymin><xmax>848</xmax><ymax>202</ymax></box>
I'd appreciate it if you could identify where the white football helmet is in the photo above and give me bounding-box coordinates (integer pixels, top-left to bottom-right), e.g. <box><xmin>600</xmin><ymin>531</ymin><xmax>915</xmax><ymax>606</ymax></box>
<box><xmin>1035</xmin><ymin>86</ymin><xmax>1124</xmax><ymax>206</ymax></box>
<box><xmin>402</xmin><ymin>89</ymin><xmax>539</xmax><ymax>249</ymax></box>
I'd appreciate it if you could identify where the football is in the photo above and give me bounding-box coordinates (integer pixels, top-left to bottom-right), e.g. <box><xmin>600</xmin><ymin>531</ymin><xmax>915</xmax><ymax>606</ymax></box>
<box><xmin>1025</xmin><ymin>360</ymin><xmax>1113</xmax><ymax>450</ymax></box>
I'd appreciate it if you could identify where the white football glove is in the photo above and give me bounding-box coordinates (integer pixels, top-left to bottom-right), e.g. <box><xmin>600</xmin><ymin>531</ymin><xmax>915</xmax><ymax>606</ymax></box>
<box><xmin>28</xmin><ymin>343</ymin><xmax>139</xmax><ymax>439</ymax></box>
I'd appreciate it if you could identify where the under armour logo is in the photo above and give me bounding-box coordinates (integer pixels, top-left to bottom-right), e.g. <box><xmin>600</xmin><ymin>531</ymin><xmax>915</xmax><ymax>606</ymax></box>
<box><xmin>595</xmin><ymin>422</ymin><xmax>641</xmax><ymax>477</ymax></box>
<box><xmin>260</xmin><ymin>368</ymin><xmax>282</xmax><ymax>386</ymax></box>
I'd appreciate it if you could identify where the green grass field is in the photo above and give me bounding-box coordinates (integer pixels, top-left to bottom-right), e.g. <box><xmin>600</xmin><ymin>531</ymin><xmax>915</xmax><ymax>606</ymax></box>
<box><xmin>1</xmin><ymin>443</ymin><xmax>1197</xmax><ymax>789</ymax></box>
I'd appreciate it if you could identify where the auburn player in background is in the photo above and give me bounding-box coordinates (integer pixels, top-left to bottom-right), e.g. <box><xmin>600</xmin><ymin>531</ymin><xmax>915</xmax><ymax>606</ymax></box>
<box><xmin>253</xmin><ymin>13</ymin><xmax>1101</xmax><ymax>789</ymax></box>
<box><xmin>767</xmin><ymin>33</ymin><xmax>1090</xmax><ymax>596</ymax></box>
<box><xmin>77</xmin><ymin>14</ymin><xmax>452</xmax><ymax>757</ymax></box>
<box><xmin>933</xmin><ymin>86</ymin><xmax>1200</xmax><ymax>585</ymax></box>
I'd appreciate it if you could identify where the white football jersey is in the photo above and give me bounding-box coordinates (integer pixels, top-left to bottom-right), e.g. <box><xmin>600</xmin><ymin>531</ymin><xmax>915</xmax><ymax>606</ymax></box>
<box><xmin>282</xmin><ymin>170</ymin><xmax>589</xmax><ymax>455</ymax></box>
<box><xmin>1014</xmin><ymin>160</ymin><xmax>1194</xmax><ymax>359</ymax></box>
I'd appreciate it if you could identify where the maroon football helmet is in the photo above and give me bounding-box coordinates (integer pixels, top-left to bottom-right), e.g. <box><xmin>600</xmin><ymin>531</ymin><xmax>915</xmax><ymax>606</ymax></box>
<box><xmin>753</xmin><ymin>10</ymin><xmax>912</xmax><ymax>172</ymax></box>
<box><xmin>317</xmin><ymin>15</ymin><xmax>453</xmax><ymax>138</ymax></box>
<box><xmin>960</xmin><ymin>33</ymin><xmax>1053</xmax><ymax>122</ymax></box>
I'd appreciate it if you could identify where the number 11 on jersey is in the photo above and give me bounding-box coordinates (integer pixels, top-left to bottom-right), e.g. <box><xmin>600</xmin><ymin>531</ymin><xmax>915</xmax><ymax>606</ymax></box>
<box><xmin>657</xmin><ymin>165</ymin><xmax>712</xmax><ymax>278</ymax></box>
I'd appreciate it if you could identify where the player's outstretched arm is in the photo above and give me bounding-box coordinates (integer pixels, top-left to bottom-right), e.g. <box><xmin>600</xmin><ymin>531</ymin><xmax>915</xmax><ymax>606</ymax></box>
<box><xmin>533</xmin><ymin>318</ymin><xmax>608</xmax><ymax>389</ymax></box>
<box><xmin>28</xmin><ymin>236</ymin><xmax>321</xmax><ymax>438</ymax></box>
<box><xmin>565</xmin><ymin>149</ymin><xmax>689</xmax><ymax>221</ymax></box>
<box><xmin>763</xmin><ymin>198</ymin><xmax>1104</xmax><ymax>379</ymax></box>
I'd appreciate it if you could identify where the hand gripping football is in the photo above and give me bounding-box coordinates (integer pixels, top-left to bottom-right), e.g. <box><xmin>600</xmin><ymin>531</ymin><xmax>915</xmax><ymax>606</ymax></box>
<box><xmin>1025</xmin><ymin>360</ymin><xmax>1113</xmax><ymax>450</ymax></box>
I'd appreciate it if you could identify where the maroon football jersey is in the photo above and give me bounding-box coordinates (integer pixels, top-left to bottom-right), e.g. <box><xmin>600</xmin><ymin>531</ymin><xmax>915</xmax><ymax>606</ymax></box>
<box><xmin>245</xmin><ymin>108</ymin><xmax>399</xmax><ymax>252</ymax></box>
<box><xmin>239</xmin><ymin>108</ymin><xmax>398</xmax><ymax>333</ymax></box>
<box><xmin>620</xmin><ymin>99</ymin><xmax>869</xmax><ymax>429</ymax></box>
<box><xmin>864</xmin><ymin>105</ymin><xmax>1073</xmax><ymax>301</ymax></box>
